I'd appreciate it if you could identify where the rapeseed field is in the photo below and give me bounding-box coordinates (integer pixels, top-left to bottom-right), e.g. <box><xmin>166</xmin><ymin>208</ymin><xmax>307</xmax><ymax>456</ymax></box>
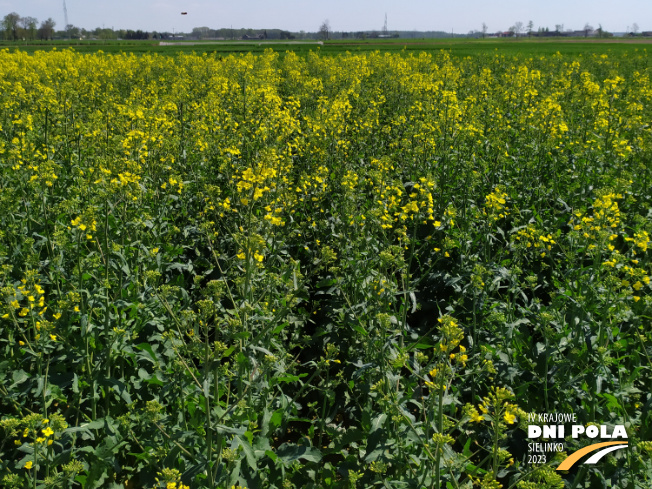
<box><xmin>0</xmin><ymin>48</ymin><xmax>651</xmax><ymax>488</ymax></box>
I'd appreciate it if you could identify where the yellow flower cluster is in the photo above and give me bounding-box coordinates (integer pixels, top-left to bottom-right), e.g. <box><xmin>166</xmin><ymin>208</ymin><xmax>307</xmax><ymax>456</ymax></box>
<box><xmin>570</xmin><ymin>192</ymin><xmax>622</xmax><ymax>247</ymax></box>
<box><xmin>3</xmin><ymin>274</ymin><xmax>49</xmax><ymax>322</ymax></box>
<box><xmin>484</xmin><ymin>187</ymin><xmax>509</xmax><ymax>223</ymax></box>
<box><xmin>437</xmin><ymin>315</ymin><xmax>464</xmax><ymax>354</ymax></box>
<box><xmin>468</xmin><ymin>387</ymin><xmax>524</xmax><ymax>427</ymax></box>
<box><xmin>511</xmin><ymin>224</ymin><xmax>557</xmax><ymax>258</ymax></box>
<box><xmin>70</xmin><ymin>215</ymin><xmax>98</xmax><ymax>240</ymax></box>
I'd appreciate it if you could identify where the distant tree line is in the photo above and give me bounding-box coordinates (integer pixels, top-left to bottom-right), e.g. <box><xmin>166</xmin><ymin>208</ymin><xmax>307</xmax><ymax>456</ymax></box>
<box><xmin>0</xmin><ymin>12</ymin><xmax>385</xmax><ymax>43</ymax></box>
<box><xmin>123</xmin><ymin>30</ymin><xmax>150</xmax><ymax>40</ymax></box>
<box><xmin>467</xmin><ymin>20</ymin><xmax>652</xmax><ymax>38</ymax></box>
<box><xmin>2</xmin><ymin>12</ymin><xmax>56</xmax><ymax>40</ymax></box>
<box><xmin>187</xmin><ymin>27</ymin><xmax>301</xmax><ymax>40</ymax></box>
<box><xmin>6</xmin><ymin>11</ymin><xmax>645</xmax><ymax>44</ymax></box>
<box><xmin>0</xmin><ymin>11</ymin><xmax>169</xmax><ymax>41</ymax></box>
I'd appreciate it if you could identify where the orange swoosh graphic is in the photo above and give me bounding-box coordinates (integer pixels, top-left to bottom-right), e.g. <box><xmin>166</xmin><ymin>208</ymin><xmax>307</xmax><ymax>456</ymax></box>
<box><xmin>557</xmin><ymin>441</ymin><xmax>628</xmax><ymax>471</ymax></box>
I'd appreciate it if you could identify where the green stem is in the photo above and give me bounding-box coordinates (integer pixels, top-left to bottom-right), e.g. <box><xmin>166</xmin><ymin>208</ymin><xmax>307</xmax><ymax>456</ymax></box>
<box><xmin>32</xmin><ymin>443</ymin><xmax>37</xmax><ymax>489</ymax></box>
<box><xmin>492</xmin><ymin>417</ymin><xmax>501</xmax><ymax>477</ymax></box>
<box><xmin>569</xmin><ymin>465</ymin><xmax>588</xmax><ymax>489</ymax></box>
<box><xmin>318</xmin><ymin>369</ymin><xmax>330</xmax><ymax>449</ymax></box>
<box><xmin>434</xmin><ymin>386</ymin><xmax>444</xmax><ymax>489</ymax></box>
<box><xmin>204</xmin><ymin>324</ymin><xmax>214</xmax><ymax>487</ymax></box>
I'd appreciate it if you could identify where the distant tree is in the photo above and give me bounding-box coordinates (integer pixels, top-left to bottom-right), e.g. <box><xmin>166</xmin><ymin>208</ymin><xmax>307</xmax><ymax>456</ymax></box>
<box><xmin>66</xmin><ymin>24</ymin><xmax>81</xmax><ymax>39</ymax></box>
<box><xmin>597</xmin><ymin>24</ymin><xmax>603</xmax><ymax>38</ymax></box>
<box><xmin>632</xmin><ymin>23</ymin><xmax>639</xmax><ymax>34</ymax></box>
<box><xmin>124</xmin><ymin>29</ymin><xmax>149</xmax><ymax>40</ymax></box>
<box><xmin>583</xmin><ymin>23</ymin><xmax>593</xmax><ymax>37</ymax></box>
<box><xmin>555</xmin><ymin>24</ymin><xmax>564</xmax><ymax>33</ymax></box>
<box><xmin>513</xmin><ymin>21</ymin><xmax>524</xmax><ymax>36</ymax></box>
<box><xmin>38</xmin><ymin>18</ymin><xmax>56</xmax><ymax>40</ymax></box>
<box><xmin>21</xmin><ymin>16</ymin><xmax>38</xmax><ymax>40</ymax></box>
<box><xmin>192</xmin><ymin>27</ymin><xmax>207</xmax><ymax>39</ymax></box>
<box><xmin>527</xmin><ymin>20</ymin><xmax>534</xmax><ymax>37</ymax></box>
<box><xmin>94</xmin><ymin>27</ymin><xmax>115</xmax><ymax>40</ymax></box>
<box><xmin>319</xmin><ymin>19</ymin><xmax>330</xmax><ymax>40</ymax></box>
<box><xmin>2</xmin><ymin>12</ymin><xmax>21</xmax><ymax>40</ymax></box>
<box><xmin>482</xmin><ymin>22</ymin><xmax>488</xmax><ymax>38</ymax></box>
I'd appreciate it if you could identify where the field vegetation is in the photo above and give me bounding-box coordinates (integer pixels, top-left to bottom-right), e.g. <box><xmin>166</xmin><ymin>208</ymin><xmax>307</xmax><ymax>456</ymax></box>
<box><xmin>1</xmin><ymin>37</ymin><xmax>651</xmax><ymax>57</ymax></box>
<box><xmin>0</xmin><ymin>46</ymin><xmax>651</xmax><ymax>488</ymax></box>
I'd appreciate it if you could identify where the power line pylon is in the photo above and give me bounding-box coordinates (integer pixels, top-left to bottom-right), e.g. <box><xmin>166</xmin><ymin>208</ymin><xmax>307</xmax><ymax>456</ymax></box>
<box><xmin>63</xmin><ymin>0</ymin><xmax>69</xmax><ymax>28</ymax></box>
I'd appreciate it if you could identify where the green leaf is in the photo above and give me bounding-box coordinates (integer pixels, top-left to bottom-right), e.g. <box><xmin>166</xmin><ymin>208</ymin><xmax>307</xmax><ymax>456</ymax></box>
<box><xmin>351</xmin><ymin>323</ymin><xmax>368</xmax><ymax>336</ymax></box>
<box><xmin>275</xmin><ymin>443</ymin><xmax>322</xmax><ymax>463</ymax></box>
<box><xmin>371</xmin><ymin>413</ymin><xmax>387</xmax><ymax>433</ymax></box>
<box><xmin>413</xmin><ymin>339</ymin><xmax>436</xmax><ymax>349</ymax></box>
<box><xmin>463</xmin><ymin>438</ymin><xmax>472</xmax><ymax>458</ymax></box>
<box><xmin>215</xmin><ymin>425</ymin><xmax>246</xmax><ymax>435</ymax></box>
<box><xmin>182</xmin><ymin>461</ymin><xmax>208</xmax><ymax>481</ymax></box>
<box><xmin>82</xmin><ymin>419</ymin><xmax>106</xmax><ymax>430</ymax></box>
<box><xmin>63</xmin><ymin>426</ymin><xmax>95</xmax><ymax>440</ymax></box>
<box><xmin>275</xmin><ymin>374</ymin><xmax>303</xmax><ymax>383</ymax></box>
<box><xmin>270</xmin><ymin>410</ymin><xmax>283</xmax><ymax>429</ymax></box>
<box><xmin>601</xmin><ymin>393</ymin><xmax>622</xmax><ymax>411</ymax></box>
<box><xmin>11</xmin><ymin>369</ymin><xmax>29</xmax><ymax>388</ymax></box>
<box><xmin>236</xmin><ymin>434</ymin><xmax>257</xmax><ymax>469</ymax></box>
<box><xmin>338</xmin><ymin>428</ymin><xmax>363</xmax><ymax>447</ymax></box>
<box><xmin>101</xmin><ymin>378</ymin><xmax>132</xmax><ymax>404</ymax></box>
<box><xmin>135</xmin><ymin>343</ymin><xmax>158</xmax><ymax>364</ymax></box>
<box><xmin>272</xmin><ymin>322</ymin><xmax>289</xmax><ymax>334</ymax></box>
<box><xmin>316</xmin><ymin>278</ymin><xmax>336</xmax><ymax>288</ymax></box>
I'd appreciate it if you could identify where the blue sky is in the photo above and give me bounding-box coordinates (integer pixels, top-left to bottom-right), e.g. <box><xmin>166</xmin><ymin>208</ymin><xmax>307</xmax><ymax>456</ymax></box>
<box><xmin>1</xmin><ymin>0</ymin><xmax>650</xmax><ymax>33</ymax></box>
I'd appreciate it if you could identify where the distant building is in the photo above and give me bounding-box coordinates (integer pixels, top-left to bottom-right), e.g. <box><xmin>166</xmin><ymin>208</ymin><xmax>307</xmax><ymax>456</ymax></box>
<box><xmin>570</xmin><ymin>30</ymin><xmax>596</xmax><ymax>37</ymax></box>
<box><xmin>242</xmin><ymin>33</ymin><xmax>265</xmax><ymax>40</ymax></box>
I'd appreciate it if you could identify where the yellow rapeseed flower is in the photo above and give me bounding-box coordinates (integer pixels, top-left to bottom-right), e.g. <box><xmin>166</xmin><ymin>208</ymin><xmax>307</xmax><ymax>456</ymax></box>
<box><xmin>504</xmin><ymin>411</ymin><xmax>516</xmax><ymax>424</ymax></box>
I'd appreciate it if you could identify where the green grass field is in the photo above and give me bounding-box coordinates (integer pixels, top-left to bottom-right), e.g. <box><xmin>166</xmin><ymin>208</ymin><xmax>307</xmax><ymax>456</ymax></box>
<box><xmin>2</xmin><ymin>37</ymin><xmax>652</xmax><ymax>57</ymax></box>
